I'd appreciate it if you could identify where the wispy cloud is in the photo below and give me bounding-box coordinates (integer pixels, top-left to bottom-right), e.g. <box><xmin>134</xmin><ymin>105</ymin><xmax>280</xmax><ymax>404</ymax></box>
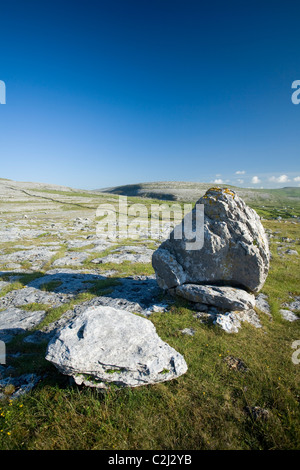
<box><xmin>235</xmin><ymin>170</ymin><xmax>245</xmax><ymax>175</ymax></box>
<box><xmin>251</xmin><ymin>176</ymin><xmax>261</xmax><ymax>184</ymax></box>
<box><xmin>294</xmin><ymin>176</ymin><xmax>300</xmax><ymax>182</ymax></box>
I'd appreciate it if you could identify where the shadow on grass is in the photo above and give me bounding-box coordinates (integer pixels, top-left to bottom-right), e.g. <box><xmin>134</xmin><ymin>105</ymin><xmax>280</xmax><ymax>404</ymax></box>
<box><xmin>0</xmin><ymin>270</ymin><xmax>165</xmax><ymax>364</ymax></box>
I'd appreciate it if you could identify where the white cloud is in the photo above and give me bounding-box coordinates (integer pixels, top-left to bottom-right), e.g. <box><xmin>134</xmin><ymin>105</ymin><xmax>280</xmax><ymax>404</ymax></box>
<box><xmin>236</xmin><ymin>178</ymin><xmax>244</xmax><ymax>184</ymax></box>
<box><xmin>251</xmin><ymin>176</ymin><xmax>261</xmax><ymax>184</ymax></box>
<box><xmin>278</xmin><ymin>175</ymin><xmax>290</xmax><ymax>183</ymax></box>
<box><xmin>293</xmin><ymin>176</ymin><xmax>300</xmax><ymax>182</ymax></box>
<box><xmin>235</xmin><ymin>170</ymin><xmax>245</xmax><ymax>175</ymax></box>
<box><xmin>269</xmin><ymin>175</ymin><xmax>290</xmax><ymax>183</ymax></box>
<box><xmin>213</xmin><ymin>178</ymin><xmax>223</xmax><ymax>184</ymax></box>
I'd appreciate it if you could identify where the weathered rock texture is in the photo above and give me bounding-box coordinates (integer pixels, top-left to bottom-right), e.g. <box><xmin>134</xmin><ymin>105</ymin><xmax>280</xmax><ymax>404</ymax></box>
<box><xmin>45</xmin><ymin>306</ymin><xmax>188</xmax><ymax>388</ymax></box>
<box><xmin>176</xmin><ymin>284</ymin><xmax>255</xmax><ymax>311</ymax></box>
<box><xmin>152</xmin><ymin>187</ymin><xmax>270</xmax><ymax>294</ymax></box>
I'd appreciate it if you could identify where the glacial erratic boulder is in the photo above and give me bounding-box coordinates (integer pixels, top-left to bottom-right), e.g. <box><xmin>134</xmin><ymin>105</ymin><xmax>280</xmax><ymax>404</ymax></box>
<box><xmin>152</xmin><ymin>187</ymin><xmax>270</xmax><ymax>294</ymax></box>
<box><xmin>45</xmin><ymin>306</ymin><xmax>188</xmax><ymax>389</ymax></box>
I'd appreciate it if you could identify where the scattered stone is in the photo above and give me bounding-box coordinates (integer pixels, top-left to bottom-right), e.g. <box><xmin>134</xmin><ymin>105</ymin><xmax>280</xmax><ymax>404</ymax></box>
<box><xmin>0</xmin><ymin>373</ymin><xmax>41</xmax><ymax>399</ymax></box>
<box><xmin>96</xmin><ymin>246</ymin><xmax>153</xmax><ymax>264</ymax></box>
<box><xmin>180</xmin><ymin>328</ymin><xmax>195</xmax><ymax>336</ymax></box>
<box><xmin>193</xmin><ymin>311</ymin><xmax>214</xmax><ymax>323</ymax></box>
<box><xmin>279</xmin><ymin>309</ymin><xmax>299</xmax><ymax>322</ymax></box>
<box><xmin>52</xmin><ymin>252</ymin><xmax>89</xmax><ymax>267</ymax></box>
<box><xmin>147</xmin><ymin>303</ymin><xmax>169</xmax><ymax>313</ymax></box>
<box><xmin>255</xmin><ymin>293</ymin><xmax>272</xmax><ymax>319</ymax></box>
<box><xmin>73</xmin><ymin>217</ymin><xmax>93</xmax><ymax>228</ymax></box>
<box><xmin>288</xmin><ymin>298</ymin><xmax>300</xmax><ymax>311</ymax></box>
<box><xmin>223</xmin><ymin>355</ymin><xmax>248</xmax><ymax>372</ymax></box>
<box><xmin>66</xmin><ymin>239</ymin><xmax>96</xmax><ymax>249</ymax></box>
<box><xmin>285</xmin><ymin>249</ymin><xmax>298</xmax><ymax>256</ymax></box>
<box><xmin>213</xmin><ymin>309</ymin><xmax>262</xmax><ymax>333</ymax></box>
<box><xmin>175</xmin><ymin>284</ymin><xmax>255</xmax><ymax>311</ymax></box>
<box><xmin>245</xmin><ymin>406</ymin><xmax>270</xmax><ymax>421</ymax></box>
<box><xmin>281</xmin><ymin>296</ymin><xmax>300</xmax><ymax>312</ymax></box>
<box><xmin>45</xmin><ymin>306</ymin><xmax>188</xmax><ymax>389</ymax></box>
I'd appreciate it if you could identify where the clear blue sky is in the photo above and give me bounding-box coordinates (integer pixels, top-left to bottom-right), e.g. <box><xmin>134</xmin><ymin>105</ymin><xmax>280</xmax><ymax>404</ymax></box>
<box><xmin>0</xmin><ymin>0</ymin><xmax>299</xmax><ymax>189</ymax></box>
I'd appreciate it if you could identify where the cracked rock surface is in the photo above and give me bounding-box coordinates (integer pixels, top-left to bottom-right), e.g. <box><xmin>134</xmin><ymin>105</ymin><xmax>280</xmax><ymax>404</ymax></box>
<box><xmin>45</xmin><ymin>306</ymin><xmax>188</xmax><ymax>388</ymax></box>
<box><xmin>152</xmin><ymin>187</ymin><xmax>270</xmax><ymax>294</ymax></box>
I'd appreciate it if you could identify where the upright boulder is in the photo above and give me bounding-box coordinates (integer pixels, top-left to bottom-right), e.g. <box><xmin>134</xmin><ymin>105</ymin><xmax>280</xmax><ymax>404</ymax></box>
<box><xmin>152</xmin><ymin>187</ymin><xmax>270</xmax><ymax>294</ymax></box>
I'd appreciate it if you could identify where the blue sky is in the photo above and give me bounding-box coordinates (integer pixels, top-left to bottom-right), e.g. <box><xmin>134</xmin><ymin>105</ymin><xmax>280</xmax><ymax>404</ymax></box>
<box><xmin>0</xmin><ymin>0</ymin><xmax>299</xmax><ymax>190</ymax></box>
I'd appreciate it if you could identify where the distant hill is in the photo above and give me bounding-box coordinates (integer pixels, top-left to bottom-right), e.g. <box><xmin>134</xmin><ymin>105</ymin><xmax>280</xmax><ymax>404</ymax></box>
<box><xmin>96</xmin><ymin>180</ymin><xmax>300</xmax><ymax>202</ymax></box>
<box><xmin>96</xmin><ymin>181</ymin><xmax>300</xmax><ymax>219</ymax></box>
<box><xmin>1</xmin><ymin>178</ymin><xmax>299</xmax><ymax>219</ymax></box>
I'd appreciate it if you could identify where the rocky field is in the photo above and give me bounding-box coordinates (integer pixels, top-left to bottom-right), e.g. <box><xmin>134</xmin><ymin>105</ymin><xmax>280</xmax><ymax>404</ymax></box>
<box><xmin>0</xmin><ymin>178</ymin><xmax>299</xmax><ymax>450</ymax></box>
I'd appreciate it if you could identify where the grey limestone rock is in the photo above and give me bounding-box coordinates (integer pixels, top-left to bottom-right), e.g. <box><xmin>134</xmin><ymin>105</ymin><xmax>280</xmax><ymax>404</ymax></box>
<box><xmin>175</xmin><ymin>284</ymin><xmax>255</xmax><ymax>311</ymax></box>
<box><xmin>279</xmin><ymin>309</ymin><xmax>299</xmax><ymax>322</ymax></box>
<box><xmin>45</xmin><ymin>305</ymin><xmax>188</xmax><ymax>389</ymax></box>
<box><xmin>152</xmin><ymin>188</ymin><xmax>270</xmax><ymax>294</ymax></box>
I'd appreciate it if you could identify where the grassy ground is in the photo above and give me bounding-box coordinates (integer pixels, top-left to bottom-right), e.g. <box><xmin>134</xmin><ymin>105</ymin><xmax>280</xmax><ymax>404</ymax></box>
<box><xmin>0</xmin><ymin>218</ymin><xmax>299</xmax><ymax>450</ymax></box>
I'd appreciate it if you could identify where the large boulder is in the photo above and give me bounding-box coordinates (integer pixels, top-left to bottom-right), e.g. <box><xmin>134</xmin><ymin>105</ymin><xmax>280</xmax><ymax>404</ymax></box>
<box><xmin>152</xmin><ymin>187</ymin><xmax>270</xmax><ymax>294</ymax></box>
<box><xmin>45</xmin><ymin>306</ymin><xmax>187</xmax><ymax>389</ymax></box>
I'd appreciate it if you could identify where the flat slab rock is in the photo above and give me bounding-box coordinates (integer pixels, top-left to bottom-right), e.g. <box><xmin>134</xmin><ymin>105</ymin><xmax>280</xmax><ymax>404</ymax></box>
<box><xmin>176</xmin><ymin>284</ymin><xmax>255</xmax><ymax>311</ymax></box>
<box><xmin>52</xmin><ymin>252</ymin><xmax>89</xmax><ymax>267</ymax></box>
<box><xmin>0</xmin><ymin>286</ymin><xmax>71</xmax><ymax>309</ymax></box>
<box><xmin>0</xmin><ymin>307</ymin><xmax>46</xmax><ymax>342</ymax></box>
<box><xmin>45</xmin><ymin>306</ymin><xmax>188</xmax><ymax>389</ymax></box>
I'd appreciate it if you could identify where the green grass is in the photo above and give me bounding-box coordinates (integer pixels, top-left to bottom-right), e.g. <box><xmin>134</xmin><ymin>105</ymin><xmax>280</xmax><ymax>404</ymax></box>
<box><xmin>0</xmin><ymin>281</ymin><xmax>24</xmax><ymax>297</ymax></box>
<box><xmin>87</xmin><ymin>277</ymin><xmax>121</xmax><ymax>296</ymax></box>
<box><xmin>40</xmin><ymin>280</ymin><xmax>63</xmax><ymax>292</ymax></box>
<box><xmin>1</xmin><ymin>307</ymin><xmax>300</xmax><ymax>450</ymax></box>
<box><xmin>0</xmin><ymin>217</ymin><xmax>300</xmax><ymax>450</ymax></box>
<box><xmin>34</xmin><ymin>292</ymin><xmax>96</xmax><ymax>330</ymax></box>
